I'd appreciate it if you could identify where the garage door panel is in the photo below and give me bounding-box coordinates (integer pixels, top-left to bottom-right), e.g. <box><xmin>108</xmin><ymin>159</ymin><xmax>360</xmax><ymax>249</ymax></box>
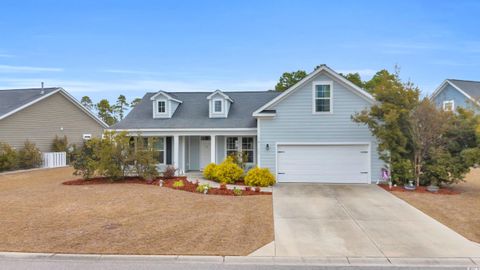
<box><xmin>277</xmin><ymin>144</ymin><xmax>369</xmax><ymax>183</ymax></box>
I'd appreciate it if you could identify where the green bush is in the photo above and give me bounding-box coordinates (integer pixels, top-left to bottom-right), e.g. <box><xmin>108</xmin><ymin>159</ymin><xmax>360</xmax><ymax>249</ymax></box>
<box><xmin>18</xmin><ymin>140</ymin><xmax>42</xmax><ymax>169</ymax></box>
<box><xmin>214</xmin><ymin>157</ymin><xmax>243</xmax><ymax>184</ymax></box>
<box><xmin>233</xmin><ymin>187</ymin><xmax>243</xmax><ymax>196</ymax></box>
<box><xmin>132</xmin><ymin>136</ymin><xmax>159</xmax><ymax>181</ymax></box>
<box><xmin>51</xmin><ymin>135</ymin><xmax>68</xmax><ymax>152</ymax></box>
<box><xmin>196</xmin><ymin>183</ymin><xmax>210</xmax><ymax>193</ymax></box>
<box><xmin>391</xmin><ymin>158</ymin><xmax>414</xmax><ymax>185</ymax></box>
<box><xmin>0</xmin><ymin>142</ymin><xmax>18</xmax><ymax>172</ymax></box>
<box><xmin>72</xmin><ymin>138</ymin><xmax>101</xmax><ymax>179</ymax></box>
<box><xmin>173</xmin><ymin>180</ymin><xmax>184</xmax><ymax>188</ymax></box>
<box><xmin>244</xmin><ymin>167</ymin><xmax>276</xmax><ymax>187</ymax></box>
<box><xmin>97</xmin><ymin>131</ymin><xmax>133</xmax><ymax>180</ymax></box>
<box><xmin>203</xmin><ymin>163</ymin><xmax>217</xmax><ymax>180</ymax></box>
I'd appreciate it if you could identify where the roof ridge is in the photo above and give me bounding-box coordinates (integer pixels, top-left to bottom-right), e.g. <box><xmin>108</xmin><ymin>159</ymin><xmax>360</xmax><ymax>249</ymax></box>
<box><xmin>147</xmin><ymin>90</ymin><xmax>277</xmax><ymax>94</ymax></box>
<box><xmin>0</xmin><ymin>87</ymin><xmax>60</xmax><ymax>91</ymax></box>
<box><xmin>448</xmin><ymin>79</ymin><xmax>480</xmax><ymax>83</ymax></box>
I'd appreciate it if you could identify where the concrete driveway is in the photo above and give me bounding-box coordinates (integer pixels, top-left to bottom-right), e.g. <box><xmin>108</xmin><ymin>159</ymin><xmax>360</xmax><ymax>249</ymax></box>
<box><xmin>273</xmin><ymin>184</ymin><xmax>480</xmax><ymax>257</ymax></box>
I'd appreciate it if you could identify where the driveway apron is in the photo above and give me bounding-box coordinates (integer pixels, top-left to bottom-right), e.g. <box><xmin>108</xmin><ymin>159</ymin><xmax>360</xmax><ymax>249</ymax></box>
<box><xmin>273</xmin><ymin>184</ymin><xmax>480</xmax><ymax>257</ymax></box>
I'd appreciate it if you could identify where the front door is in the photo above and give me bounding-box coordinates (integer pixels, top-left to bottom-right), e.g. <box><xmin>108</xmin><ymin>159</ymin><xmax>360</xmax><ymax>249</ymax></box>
<box><xmin>199</xmin><ymin>137</ymin><xmax>211</xmax><ymax>170</ymax></box>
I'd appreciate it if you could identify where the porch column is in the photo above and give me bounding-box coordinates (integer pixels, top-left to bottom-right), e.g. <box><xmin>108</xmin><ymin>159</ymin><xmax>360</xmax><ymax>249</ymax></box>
<box><xmin>173</xmin><ymin>135</ymin><xmax>179</xmax><ymax>174</ymax></box>
<box><xmin>210</xmin><ymin>135</ymin><xmax>216</xmax><ymax>163</ymax></box>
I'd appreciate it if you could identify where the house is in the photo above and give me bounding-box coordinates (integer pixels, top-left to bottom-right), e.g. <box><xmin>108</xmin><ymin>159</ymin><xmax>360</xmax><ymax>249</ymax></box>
<box><xmin>112</xmin><ymin>65</ymin><xmax>384</xmax><ymax>183</ymax></box>
<box><xmin>431</xmin><ymin>79</ymin><xmax>480</xmax><ymax>112</ymax></box>
<box><xmin>0</xmin><ymin>87</ymin><xmax>108</xmax><ymax>152</ymax></box>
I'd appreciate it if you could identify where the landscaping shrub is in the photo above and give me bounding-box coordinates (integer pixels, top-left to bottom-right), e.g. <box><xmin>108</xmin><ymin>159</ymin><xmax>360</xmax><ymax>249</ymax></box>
<box><xmin>0</xmin><ymin>142</ymin><xmax>18</xmax><ymax>172</ymax></box>
<box><xmin>18</xmin><ymin>140</ymin><xmax>42</xmax><ymax>169</ymax></box>
<box><xmin>97</xmin><ymin>131</ymin><xmax>133</xmax><ymax>180</ymax></box>
<box><xmin>203</xmin><ymin>163</ymin><xmax>217</xmax><ymax>180</ymax></box>
<box><xmin>228</xmin><ymin>151</ymin><xmax>249</xmax><ymax>170</ymax></box>
<box><xmin>391</xmin><ymin>158</ymin><xmax>414</xmax><ymax>185</ymax></box>
<box><xmin>214</xmin><ymin>157</ymin><xmax>243</xmax><ymax>184</ymax></box>
<box><xmin>244</xmin><ymin>167</ymin><xmax>276</xmax><ymax>187</ymax></box>
<box><xmin>72</xmin><ymin>138</ymin><xmax>101</xmax><ymax>179</ymax></box>
<box><xmin>233</xmin><ymin>187</ymin><xmax>243</xmax><ymax>196</ymax></box>
<box><xmin>51</xmin><ymin>135</ymin><xmax>68</xmax><ymax>152</ymax></box>
<box><xmin>196</xmin><ymin>183</ymin><xmax>210</xmax><ymax>193</ymax></box>
<box><xmin>163</xmin><ymin>165</ymin><xmax>177</xmax><ymax>179</ymax></box>
<box><xmin>132</xmin><ymin>136</ymin><xmax>159</xmax><ymax>181</ymax></box>
<box><xmin>173</xmin><ymin>180</ymin><xmax>184</xmax><ymax>188</ymax></box>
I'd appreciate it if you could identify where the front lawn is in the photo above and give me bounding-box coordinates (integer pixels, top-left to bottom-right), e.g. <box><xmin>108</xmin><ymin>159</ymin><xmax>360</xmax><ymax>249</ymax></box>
<box><xmin>0</xmin><ymin>167</ymin><xmax>273</xmax><ymax>255</ymax></box>
<box><xmin>387</xmin><ymin>168</ymin><xmax>480</xmax><ymax>243</ymax></box>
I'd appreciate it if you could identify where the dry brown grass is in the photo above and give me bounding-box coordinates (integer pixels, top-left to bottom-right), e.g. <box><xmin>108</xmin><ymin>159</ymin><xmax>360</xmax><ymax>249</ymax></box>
<box><xmin>391</xmin><ymin>168</ymin><xmax>480</xmax><ymax>243</ymax></box>
<box><xmin>0</xmin><ymin>167</ymin><xmax>273</xmax><ymax>255</ymax></box>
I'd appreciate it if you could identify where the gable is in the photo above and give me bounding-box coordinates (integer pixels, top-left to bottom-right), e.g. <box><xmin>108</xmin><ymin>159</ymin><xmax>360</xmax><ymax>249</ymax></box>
<box><xmin>0</xmin><ymin>92</ymin><xmax>105</xmax><ymax>151</ymax></box>
<box><xmin>433</xmin><ymin>83</ymin><xmax>475</xmax><ymax>110</ymax></box>
<box><xmin>271</xmin><ymin>71</ymin><xmax>372</xmax><ymax>117</ymax></box>
<box><xmin>253</xmin><ymin>65</ymin><xmax>374</xmax><ymax>116</ymax></box>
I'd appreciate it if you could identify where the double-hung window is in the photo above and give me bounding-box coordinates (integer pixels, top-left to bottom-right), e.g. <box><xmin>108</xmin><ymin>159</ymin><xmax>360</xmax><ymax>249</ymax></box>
<box><xmin>443</xmin><ymin>100</ymin><xmax>454</xmax><ymax>112</ymax></box>
<box><xmin>313</xmin><ymin>82</ymin><xmax>332</xmax><ymax>113</ymax></box>
<box><xmin>226</xmin><ymin>137</ymin><xmax>238</xmax><ymax>158</ymax></box>
<box><xmin>213</xmin><ymin>99</ymin><xmax>223</xmax><ymax>113</ymax></box>
<box><xmin>153</xmin><ymin>137</ymin><xmax>165</xmax><ymax>164</ymax></box>
<box><xmin>139</xmin><ymin>137</ymin><xmax>165</xmax><ymax>164</ymax></box>
<box><xmin>157</xmin><ymin>101</ymin><xmax>166</xmax><ymax>113</ymax></box>
<box><xmin>226</xmin><ymin>136</ymin><xmax>255</xmax><ymax>163</ymax></box>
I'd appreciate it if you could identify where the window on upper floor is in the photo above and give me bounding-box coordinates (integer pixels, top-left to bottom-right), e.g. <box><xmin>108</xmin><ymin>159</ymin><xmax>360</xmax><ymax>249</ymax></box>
<box><xmin>313</xmin><ymin>82</ymin><xmax>332</xmax><ymax>113</ymax></box>
<box><xmin>443</xmin><ymin>100</ymin><xmax>454</xmax><ymax>112</ymax></box>
<box><xmin>158</xmin><ymin>101</ymin><xmax>166</xmax><ymax>113</ymax></box>
<box><xmin>214</xmin><ymin>99</ymin><xmax>223</xmax><ymax>113</ymax></box>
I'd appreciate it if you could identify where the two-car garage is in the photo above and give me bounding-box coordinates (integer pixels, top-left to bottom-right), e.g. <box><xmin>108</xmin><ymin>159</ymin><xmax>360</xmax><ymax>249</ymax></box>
<box><xmin>276</xmin><ymin>143</ymin><xmax>371</xmax><ymax>184</ymax></box>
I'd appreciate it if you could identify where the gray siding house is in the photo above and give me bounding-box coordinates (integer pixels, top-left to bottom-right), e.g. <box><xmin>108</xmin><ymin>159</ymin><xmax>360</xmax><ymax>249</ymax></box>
<box><xmin>112</xmin><ymin>65</ymin><xmax>384</xmax><ymax>183</ymax></box>
<box><xmin>0</xmin><ymin>87</ymin><xmax>107</xmax><ymax>152</ymax></box>
<box><xmin>432</xmin><ymin>79</ymin><xmax>480</xmax><ymax>112</ymax></box>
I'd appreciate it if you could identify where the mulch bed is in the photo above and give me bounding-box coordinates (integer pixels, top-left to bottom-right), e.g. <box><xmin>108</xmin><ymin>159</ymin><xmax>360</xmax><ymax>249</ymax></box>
<box><xmin>378</xmin><ymin>183</ymin><xmax>460</xmax><ymax>195</ymax></box>
<box><xmin>63</xmin><ymin>177</ymin><xmax>271</xmax><ymax>196</ymax></box>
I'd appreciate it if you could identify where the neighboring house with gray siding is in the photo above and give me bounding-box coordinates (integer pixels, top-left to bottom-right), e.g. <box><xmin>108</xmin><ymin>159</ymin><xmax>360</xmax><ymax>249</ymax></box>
<box><xmin>431</xmin><ymin>79</ymin><xmax>480</xmax><ymax>112</ymax></box>
<box><xmin>112</xmin><ymin>65</ymin><xmax>384</xmax><ymax>183</ymax></box>
<box><xmin>0</xmin><ymin>87</ymin><xmax>108</xmax><ymax>152</ymax></box>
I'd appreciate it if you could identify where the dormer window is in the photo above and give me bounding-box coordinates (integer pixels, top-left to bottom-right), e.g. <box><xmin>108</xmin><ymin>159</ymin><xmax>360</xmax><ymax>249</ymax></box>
<box><xmin>157</xmin><ymin>101</ymin><xmax>166</xmax><ymax>113</ymax></box>
<box><xmin>150</xmin><ymin>90</ymin><xmax>183</xmax><ymax>119</ymax></box>
<box><xmin>214</xmin><ymin>99</ymin><xmax>223</xmax><ymax>113</ymax></box>
<box><xmin>207</xmin><ymin>90</ymin><xmax>233</xmax><ymax>118</ymax></box>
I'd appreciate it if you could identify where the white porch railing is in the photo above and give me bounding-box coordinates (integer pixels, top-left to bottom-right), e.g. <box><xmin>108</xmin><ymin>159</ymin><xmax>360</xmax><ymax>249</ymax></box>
<box><xmin>42</xmin><ymin>152</ymin><xmax>67</xmax><ymax>168</ymax></box>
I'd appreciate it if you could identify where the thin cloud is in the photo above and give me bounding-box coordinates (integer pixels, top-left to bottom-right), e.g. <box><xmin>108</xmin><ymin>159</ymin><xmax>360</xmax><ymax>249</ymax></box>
<box><xmin>101</xmin><ymin>69</ymin><xmax>162</xmax><ymax>76</ymax></box>
<box><xmin>0</xmin><ymin>54</ymin><xmax>14</xmax><ymax>58</ymax></box>
<box><xmin>0</xmin><ymin>65</ymin><xmax>63</xmax><ymax>73</ymax></box>
<box><xmin>0</xmin><ymin>77</ymin><xmax>276</xmax><ymax>94</ymax></box>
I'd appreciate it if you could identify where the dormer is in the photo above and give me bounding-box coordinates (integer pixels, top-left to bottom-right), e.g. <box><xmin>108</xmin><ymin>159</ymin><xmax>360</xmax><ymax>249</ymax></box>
<box><xmin>207</xmin><ymin>90</ymin><xmax>233</xmax><ymax>118</ymax></box>
<box><xmin>150</xmin><ymin>91</ymin><xmax>182</xmax><ymax>118</ymax></box>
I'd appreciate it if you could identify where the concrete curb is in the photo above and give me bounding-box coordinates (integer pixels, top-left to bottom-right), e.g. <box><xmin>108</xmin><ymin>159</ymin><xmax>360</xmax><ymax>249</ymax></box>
<box><xmin>1</xmin><ymin>252</ymin><xmax>479</xmax><ymax>267</ymax></box>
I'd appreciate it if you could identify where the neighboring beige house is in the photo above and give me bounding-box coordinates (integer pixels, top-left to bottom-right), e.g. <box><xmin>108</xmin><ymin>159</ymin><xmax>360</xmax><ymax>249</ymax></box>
<box><xmin>0</xmin><ymin>87</ymin><xmax>108</xmax><ymax>152</ymax></box>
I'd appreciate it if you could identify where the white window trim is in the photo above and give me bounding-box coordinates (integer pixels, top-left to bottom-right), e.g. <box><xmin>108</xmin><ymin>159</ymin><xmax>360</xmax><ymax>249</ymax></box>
<box><xmin>443</xmin><ymin>100</ymin><xmax>455</xmax><ymax>111</ymax></box>
<box><xmin>312</xmin><ymin>81</ymin><xmax>333</xmax><ymax>114</ymax></box>
<box><xmin>213</xmin><ymin>98</ymin><xmax>224</xmax><ymax>113</ymax></box>
<box><xmin>138</xmin><ymin>136</ymin><xmax>166</xmax><ymax>165</ymax></box>
<box><xmin>224</xmin><ymin>136</ymin><xmax>256</xmax><ymax>165</ymax></box>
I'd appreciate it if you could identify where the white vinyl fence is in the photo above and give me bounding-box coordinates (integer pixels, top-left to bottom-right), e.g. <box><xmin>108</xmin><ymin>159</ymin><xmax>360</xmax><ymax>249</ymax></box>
<box><xmin>42</xmin><ymin>152</ymin><xmax>67</xmax><ymax>168</ymax></box>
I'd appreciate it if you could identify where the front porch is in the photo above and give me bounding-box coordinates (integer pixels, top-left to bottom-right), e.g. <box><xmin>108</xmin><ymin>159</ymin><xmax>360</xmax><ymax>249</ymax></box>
<box><xmin>130</xmin><ymin>132</ymin><xmax>258</xmax><ymax>174</ymax></box>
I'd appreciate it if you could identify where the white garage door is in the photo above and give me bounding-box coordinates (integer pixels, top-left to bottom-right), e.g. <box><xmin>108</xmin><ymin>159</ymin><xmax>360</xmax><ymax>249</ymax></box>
<box><xmin>277</xmin><ymin>144</ymin><xmax>370</xmax><ymax>183</ymax></box>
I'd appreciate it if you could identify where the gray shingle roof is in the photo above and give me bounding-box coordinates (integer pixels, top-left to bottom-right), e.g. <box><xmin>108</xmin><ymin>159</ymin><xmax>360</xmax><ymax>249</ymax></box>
<box><xmin>113</xmin><ymin>91</ymin><xmax>281</xmax><ymax>129</ymax></box>
<box><xmin>449</xmin><ymin>79</ymin><xmax>480</xmax><ymax>99</ymax></box>
<box><xmin>0</xmin><ymin>87</ymin><xmax>60</xmax><ymax>117</ymax></box>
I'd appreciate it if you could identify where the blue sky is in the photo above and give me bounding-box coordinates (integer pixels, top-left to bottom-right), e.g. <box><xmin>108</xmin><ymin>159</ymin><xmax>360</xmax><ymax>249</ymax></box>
<box><xmin>0</xmin><ymin>0</ymin><xmax>479</xmax><ymax>104</ymax></box>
